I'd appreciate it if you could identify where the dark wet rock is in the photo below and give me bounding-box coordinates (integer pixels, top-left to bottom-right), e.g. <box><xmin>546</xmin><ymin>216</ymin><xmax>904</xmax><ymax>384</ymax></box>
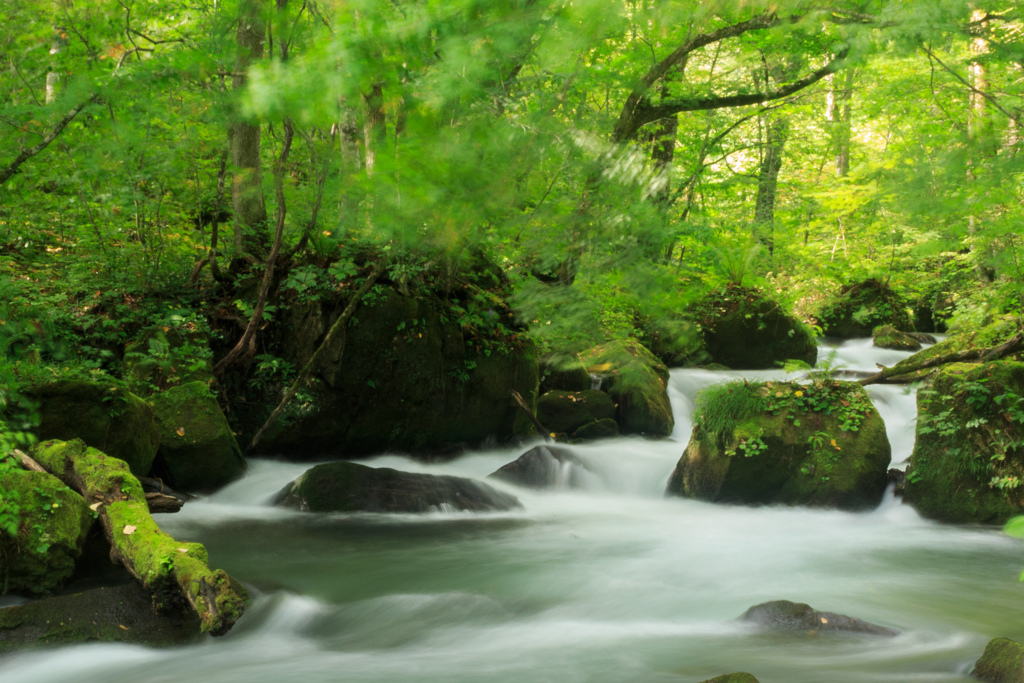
<box><xmin>908</xmin><ymin>332</ymin><xmax>938</xmax><ymax>345</ymax></box>
<box><xmin>25</xmin><ymin>380</ymin><xmax>159</xmax><ymax>477</ymax></box>
<box><xmin>739</xmin><ymin>600</ymin><xmax>898</xmax><ymax>636</ymax></box>
<box><xmin>667</xmin><ymin>380</ymin><xmax>890</xmax><ymax>510</ymax></box>
<box><xmin>699</xmin><ymin>674</ymin><xmax>760</xmax><ymax>683</ymax></box>
<box><xmin>572</xmin><ymin>418</ymin><xmax>619</xmax><ymax>440</ymax></box>
<box><xmin>973</xmin><ymin>637</ymin><xmax>1024</xmax><ymax>682</ymax></box>
<box><xmin>488</xmin><ymin>445</ymin><xmax>593</xmax><ymax>489</ymax></box>
<box><xmin>539</xmin><ymin>354</ymin><xmax>591</xmax><ymax>394</ymax></box>
<box><xmin>815</xmin><ymin>278</ymin><xmax>914</xmax><ymax>338</ymax></box>
<box><xmin>274</xmin><ymin>461</ymin><xmax>522</xmax><ymax>513</ymax></box>
<box><xmin>581</xmin><ymin>340</ymin><xmax>674</xmax><ymax>437</ymax></box>
<box><xmin>904</xmin><ymin>361</ymin><xmax>1024</xmax><ymax>524</ymax></box>
<box><xmin>536</xmin><ymin>390</ymin><xmax>616</xmax><ymax>435</ymax></box>
<box><xmin>695</xmin><ymin>285</ymin><xmax>817</xmax><ymax>370</ymax></box>
<box><xmin>149</xmin><ymin>381</ymin><xmax>246</xmax><ymax>493</ymax></box>
<box><xmin>0</xmin><ymin>469</ymin><xmax>94</xmax><ymax>597</ymax></box>
<box><xmin>872</xmin><ymin>325</ymin><xmax>921</xmax><ymax>351</ymax></box>
<box><xmin>0</xmin><ymin>582</ymin><xmax>201</xmax><ymax>652</ymax></box>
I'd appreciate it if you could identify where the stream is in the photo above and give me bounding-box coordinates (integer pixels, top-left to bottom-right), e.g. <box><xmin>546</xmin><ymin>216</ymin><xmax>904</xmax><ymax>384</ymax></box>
<box><xmin>3</xmin><ymin>339</ymin><xmax>1024</xmax><ymax>682</ymax></box>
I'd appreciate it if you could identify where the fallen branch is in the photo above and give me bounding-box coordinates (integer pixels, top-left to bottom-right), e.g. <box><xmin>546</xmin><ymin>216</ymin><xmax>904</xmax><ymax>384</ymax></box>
<box><xmin>511</xmin><ymin>390</ymin><xmax>552</xmax><ymax>442</ymax></box>
<box><xmin>30</xmin><ymin>439</ymin><xmax>249</xmax><ymax>635</ymax></box>
<box><xmin>247</xmin><ymin>261</ymin><xmax>385</xmax><ymax>453</ymax></box>
<box><xmin>858</xmin><ymin>332</ymin><xmax>1024</xmax><ymax>386</ymax></box>
<box><xmin>12</xmin><ymin>448</ymin><xmax>46</xmax><ymax>472</ymax></box>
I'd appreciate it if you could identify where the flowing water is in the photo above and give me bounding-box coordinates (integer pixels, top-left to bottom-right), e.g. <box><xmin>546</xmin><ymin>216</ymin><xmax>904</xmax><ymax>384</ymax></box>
<box><xmin>4</xmin><ymin>339</ymin><xmax>1024</xmax><ymax>682</ymax></box>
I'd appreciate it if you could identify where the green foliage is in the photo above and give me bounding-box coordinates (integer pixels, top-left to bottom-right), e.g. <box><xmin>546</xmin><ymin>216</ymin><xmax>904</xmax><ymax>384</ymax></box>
<box><xmin>694</xmin><ymin>382</ymin><xmax>766</xmax><ymax>450</ymax></box>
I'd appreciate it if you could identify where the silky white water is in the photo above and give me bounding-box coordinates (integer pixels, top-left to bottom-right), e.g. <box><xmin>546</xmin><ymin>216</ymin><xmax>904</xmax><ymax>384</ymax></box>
<box><xmin>3</xmin><ymin>338</ymin><xmax>1023</xmax><ymax>682</ymax></box>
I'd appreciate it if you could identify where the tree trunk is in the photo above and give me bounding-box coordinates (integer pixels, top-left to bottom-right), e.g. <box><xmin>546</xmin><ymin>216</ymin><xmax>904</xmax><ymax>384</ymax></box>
<box><xmin>753</xmin><ymin>116</ymin><xmax>789</xmax><ymax>257</ymax></box>
<box><xmin>30</xmin><ymin>439</ymin><xmax>249</xmax><ymax>636</ymax></box>
<box><xmin>230</xmin><ymin>0</ymin><xmax>268</xmax><ymax>255</ymax></box>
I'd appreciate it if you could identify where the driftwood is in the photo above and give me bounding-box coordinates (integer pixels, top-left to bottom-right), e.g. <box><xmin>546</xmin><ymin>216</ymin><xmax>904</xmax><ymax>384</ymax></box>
<box><xmin>12</xmin><ymin>449</ymin><xmax>45</xmax><ymax>472</ymax></box>
<box><xmin>247</xmin><ymin>261</ymin><xmax>385</xmax><ymax>453</ymax></box>
<box><xmin>30</xmin><ymin>439</ymin><xmax>248</xmax><ymax>635</ymax></box>
<box><xmin>858</xmin><ymin>332</ymin><xmax>1024</xmax><ymax>386</ymax></box>
<box><xmin>510</xmin><ymin>390</ymin><xmax>552</xmax><ymax>443</ymax></box>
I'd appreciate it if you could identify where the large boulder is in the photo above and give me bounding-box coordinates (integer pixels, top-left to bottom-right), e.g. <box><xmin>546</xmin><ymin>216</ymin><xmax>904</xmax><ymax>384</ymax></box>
<box><xmin>539</xmin><ymin>353</ymin><xmax>591</xmax><ymax>394</ymax></box>
<box><xmin>904</xmin><ymin>362</ymin><xmax>1024</xmax><ymax>524</ymax></box>
<box><xmin>666</xmin><ymin>379</ymin><xmax>890</xmax><ymax>510</ymax></box>
<box><xmin>973</xmin><ymin>637</ymin><xmax>1024</xmax><ymax>683</ymax></box>
<box><xmin>739</xmin><ymin>600</ymin><xmax>898</xmax><ymax>636</ymax></box>
<box><xmin>25</xmin><ymin>380</ymin><xmax>159</xmax><ymax>477</ymax></box>
<box><xmin>699</xmin><ymin>675</ymin><xmax>759</xmax><ymax>683</ymax></box>
<box><xmin>695</xmin><ymin>285</ymin><xmax>817</xmax><ymax>369</ymax></box>
<box><xmin>488</xmin><ymin>445</ymin><xmax>594</xmax><ymax>489</ymax></box>
<box><xmin>273</xmin><ymin>461</ymin><xmax>522</xmax><ymax>513</ymax></box>
<box><xmin>536</xmin><ymin>390</ymin><xmax>616</xmax><ymax>436</ymax></box>
<box><xmin>149</xmin><ymin>381</ymin><xmax>247</xmax><ymax>493</ymax></box>
<box><xmin>872</xmin><ymin>325</ymin><xmax>921</xmax><ymax>351</ymax></box>
<box><xmin>816</xmin><ymin>279</ymin><xmax>914</xmax><ymax>338</ymax></box>
<box><xmin>637</xmin><ymin>316</ymin><xmax>706</xmax><ymax>368</ymax></box>
<box><xmin>245</xmin><ymin>275</ymin><xmax>538</xmax><ymax>459</ymax></box>
<box><xmin>0</xmin><ymin>582</ymin><xmax>201</xmax><ymax>652</ymax></box>
<box><xmin>0</xmin><ymin>469</ymin><xmax>94</xmax><ymax>597</ymax></box>
<box><xmin>582</xmin><ymin>340</ymin><xmax>674</xmax><ymax>436</ymax></box>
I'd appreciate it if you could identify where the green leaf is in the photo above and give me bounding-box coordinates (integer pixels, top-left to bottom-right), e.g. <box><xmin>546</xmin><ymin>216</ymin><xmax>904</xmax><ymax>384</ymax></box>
<box><xmin>1004</xmin><ymin>515</ymin><xmax>1024</xmax><ymax>539</ymax></box>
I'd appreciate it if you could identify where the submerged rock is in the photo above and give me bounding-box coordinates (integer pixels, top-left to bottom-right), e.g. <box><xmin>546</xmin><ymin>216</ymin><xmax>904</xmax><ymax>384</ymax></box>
<box><xmin>666</xmin><ymin>379</ymin><xmax>890</xmax><ymax>510</ymax></box>
<box><xmin>0</xmin><ymin>582</ymin><xmax>201</xmax><ymax>652</ymax></box>
<box><xmin>150</xmin><ymin>381</ymin><xmax>247</xmax><ymax>493</ymax></box>
<box><xmin>699</xmin><ymin>674</ymin><xmax>760</xmax><ymax>683</ymax></box>
<box><xmin>872</xmin><ymin>325</ymin><xmax>921</xmax><ymax>351</ymax></box>
<box><xmin>695</xmin><ymin>285</ymin><xmax>817</xmax><ymax>370</ymax></box>
<box><xmin>582</xmin><ymin>340</ymin><xmax>674</xmax><ymax>437</ymax></box>
<box><xmin>26</xmin><ymin>380</ymin><xmax>159</xmax><ymax>477</ymax></box>
<box><xmin>816</xmin><ymin>278</ymin><xmax>914</xmax><ymax>338</ymax></box>
<box><xmin>973</xmin><ymin>637</ymin><xmax>1024</xmax><ymax>682</ymax></box>
<box><xmin>274</xmin><ymin>461</ymin><xmax>522</xmax><ymax>513</ymax></box>
<box><xmin>0</xmin><ymin>469</ymin><xmax>94</xmax><ymax>597</ymax></box>
<box><xmin>739</xmin><ymin>600</ymin><xmax>898</xmax><ymax>636</ymax></box>
<box><xmin>488</xmin><ymin>445</ymin><xmax>593</xmax><ymax>489</ymax></box>
<box><xmin>904</xmin><ymin>361</ymin><xmax>1024</xmax><ymax>524</ymax></box>
<box><xmin>536</xmin><ymin>389</ymin><xmax>616</xmax><ymax>435</ymax></box>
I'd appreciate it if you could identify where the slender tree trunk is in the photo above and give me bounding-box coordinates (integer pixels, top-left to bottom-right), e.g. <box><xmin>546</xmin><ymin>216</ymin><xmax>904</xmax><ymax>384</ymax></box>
<box><xmin>835</xmin><ymin>68</ymin><xmax>854</xmax><ymax>177</ymax></box>
<box><xmin>363</xmin><ymin>83</ymin><xmax>385</xmax><ymax>176</ymax></box>
<box><xmin>229</xmin><ymin>0</ymin><xmax>268</xmax><ymax>256</ymax></box>
<box><xmin>45</xmin><ymin>10</ymin><xmax>66</xmax><ymax>104</ymax></box>
<box><xmin>753</xmin><ymin>116</ymin><xmax>789</xmax><ymax>257</ymax></box>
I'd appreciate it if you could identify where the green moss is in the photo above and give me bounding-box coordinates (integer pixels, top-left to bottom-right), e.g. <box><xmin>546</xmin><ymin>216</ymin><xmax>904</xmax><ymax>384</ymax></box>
<box><xmin>972</xmin><ymin>637</ymin><xmax>1024</xmax><ymax>682</ymax></box>
<box><xmin>582</xmin><ymin>340</ymin><xmax>674</xmax><ymax>436</ymax></box>
<box><xmin>695</xmin><ymin>285</ymin><xmax>818</xmax><ymax>369</ymax></box>
<box><xmin>904</xmin><ymin>361</ymin><xmax>1024</xmax><ymax>523</ymax></box>
<box><xmin>150</xmin><ymin>381</ymin><xmax>246</xmax><ymax>493</ymax></box>
<box><xmin>26</xmin><ymin>380</ymin><xmax>159</xmax><ymax>477</ymax></box>
<box><xmin>0</xmin><ymin>469</ymin><xmax>94</xmax><ymax>596</ymax></box>
<box><xmin>888</xmin><ymin>317</ymin><xmax>1021</xmax><ymax>382</ymax></box>
<box><xmin>816</xmin><ymin>279</ymin><xmax>914</xmax><ymax>338</ymax></box>
<box><xmin>872</xmin><ymin>325</ymin><xmax>921</xmax><ymax>351</ymax></box>
<box><xmin>667</xmin><ymin>380</ymin><xmax>890</xmax><ymax>510</ymax></box>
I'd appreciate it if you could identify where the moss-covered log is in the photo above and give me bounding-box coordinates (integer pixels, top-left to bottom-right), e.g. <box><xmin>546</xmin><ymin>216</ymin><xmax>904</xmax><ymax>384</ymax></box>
<box><xmin>29</xmin><ymin>439</ymin><xmax>249</xmax><ymax>635</ymax></box>
<box><xmin>858</xmin><ymin>331</ymin><xmax>1023</xmax><ymax>386</ymax></box>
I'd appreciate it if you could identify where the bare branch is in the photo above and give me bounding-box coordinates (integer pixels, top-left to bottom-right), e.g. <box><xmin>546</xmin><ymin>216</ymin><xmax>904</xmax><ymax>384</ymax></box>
<box><xmin>921</xmin><ymin>44</ymin><xmax>1021</xmax><ymax>126</ymax></box>
<box><xmin>0</xmin><ymin>94</ymin><xmax>98</xmax><ymax>187</ymax></box>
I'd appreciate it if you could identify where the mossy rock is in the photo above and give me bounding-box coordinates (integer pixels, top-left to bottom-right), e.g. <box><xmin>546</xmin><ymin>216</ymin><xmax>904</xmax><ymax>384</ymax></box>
<box><xmin>739</xmin><ymin>599</ymin><xmax>898</xmax><ymax>636</ymax></box>
<box><xmin>699</xmin><ymin>675</ymin><xmax>759</xmax><ymax>683</ymax></box>
<box><xmin>973</xmin><ymin>637</ymin><xmax>1024</xmax><ymax>682</ymax></box>
<box><xmin>582</xmin><ymin>340</ymin><xmax>674</xmax><ymax>437</ymax></box>
<box><xmin>123</xmin><ymin>325</ymin><xmax>214</xmax><ymax>397</ymax></box>
<box><xmin>0</xmin><ymin>582</ymin><xmax>201</xmax><ymax>652</ymax></box>
<box><xmin>274</xmin><ymin>461</ymin><xmax>522</xmax><ymax>513</ymax></box>
<box><xmin>666</xmin><ymin>379</ymin><xmax>890</xmax><ymax>510</ymax></box>
<box><xmin>903</xmin><ymin>362</ymin><xmax>1024</xmax><ymax>524</ymax></box>
<box><xmin>536</xmin><ymin>389</ymin><xmax>616</xmax><ymax>435</ymax></box>
<box><xmin>637</xmin><ymin>315</ymin><xmax>706</xmax><ymax>368</ymax></box>
<box><xmin>149</xmin><ymin>381</ymin><xmax>246</xmax><ymax>493</ymax></box>
<box><xmin>872</xmin><ymin>325</ymin><xmax>921</xmax><ymax>351</ymax></box>
<box><xmin>539</xmin><ymin>353</ymin><xmax>591</xmax><ymax>394</ymax></box>
<box><xmin>695</xmin><ymin>285</ymin><xmax>817</xmax><ymax>369</ymax></box>
<box><xmin>815</xmin><ymin>278</ymin><xmax>914</xmax><ymax>338</ymax></box>
<box><xmin>249</xmin><ymin>284</ymin><xmax>538</xmax><ymax>458</ymax></box>
<box><xmin>572</xmin><ymin>417</ymin><xmax>619</xmax><ymax>440</ymax></box>
<box><xmin>886</xmin><ymin>317</ymin><xmax>1021</xmax><ymax>383</ymax></box>
<box><xmin>0</xmin><ymin>469</ymin><xmax>94</xmax><ymax>597</ymax></box>
<box><xmin>488</xmin><ymin>445</ymin><xmax>593</xmax><ymax>489</ymax></box>
<box><xmin>26</xmin><ymin>380</ymin><xmax>159</xmax><ymax>477</ymax></box>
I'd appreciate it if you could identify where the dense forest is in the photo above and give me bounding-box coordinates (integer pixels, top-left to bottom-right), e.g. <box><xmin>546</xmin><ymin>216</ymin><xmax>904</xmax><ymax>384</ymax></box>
<box><xmin>2</xmin><ymin>0</ymin><xmax>1024</xmax><ymax>679</ymax></box>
